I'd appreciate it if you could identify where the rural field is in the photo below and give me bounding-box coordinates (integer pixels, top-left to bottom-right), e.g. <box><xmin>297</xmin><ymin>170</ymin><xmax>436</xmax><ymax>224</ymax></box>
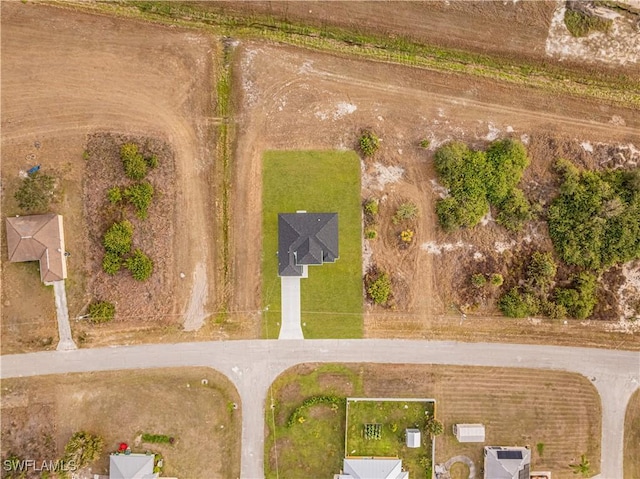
<box><xmin>265</xmin><ymin>363</ymin><xmax>601</xmax><ymax>479</ymax></box>
<box><xmin>261</xmin><ymin>150</ymin><xmax>362</xmax><ymax>338</ymax></box>
<box><xmin>625</xmin><ymin>388</ymin><xmax>640</xmax><ymax>479</ymax></box>
<box><xmin>0</xmin><ymin>367</ymin><xmax>241</xmax><ymax>478</ymax></box>
<box><xmin>2</xmin><ymin>0</ymin><xmax>640</xmax><ymax>352</ymax></box>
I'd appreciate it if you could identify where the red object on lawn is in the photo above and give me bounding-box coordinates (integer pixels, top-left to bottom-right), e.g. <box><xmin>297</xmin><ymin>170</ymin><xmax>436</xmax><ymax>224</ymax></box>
<box><xmin>118</xmin><ymin>443</ymin><xmax>128</xmax><ymax>452</ymax></box>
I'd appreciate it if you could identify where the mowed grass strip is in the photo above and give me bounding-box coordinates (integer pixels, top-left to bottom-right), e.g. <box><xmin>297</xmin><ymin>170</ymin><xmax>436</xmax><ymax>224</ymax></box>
<box><xmin>624</xmin><ymin>388</ymin><xmax>640</xmax><ymax>479</ymax></box>
<box><xmin>0</xmin><ymin>368</ymin><xmax>241</xmax><ymax>479</ymax></box>
<box><xmin>266</xmin><ymin>363</ymin><xmax>601</xmax><ymax>479</ymax></box>
<box><xmin>262</xmin><ymin>151</ymin><xmax>362</xmax><ymax>339</ymax></box>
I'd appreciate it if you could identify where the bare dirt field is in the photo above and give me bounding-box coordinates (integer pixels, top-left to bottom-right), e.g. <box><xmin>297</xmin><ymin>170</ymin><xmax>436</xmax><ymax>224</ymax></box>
<box><xmin>230</xmin><ymin>40</ymin><xmax>640</xmax><ymax>347</ymax></box>
<box><xmin>267</xmin><ymin>363</ymin><xmax>601</xmax><ymax>478</ymax></box>
<box><xmin>0</xmin><ymin>2</ymin><xmax>228</xmax><ymax>352</ymax></box>
<box><xmin>0</xmin><ymin>367</ymin><xmax>241</xmax><ymax>479</ymax></box>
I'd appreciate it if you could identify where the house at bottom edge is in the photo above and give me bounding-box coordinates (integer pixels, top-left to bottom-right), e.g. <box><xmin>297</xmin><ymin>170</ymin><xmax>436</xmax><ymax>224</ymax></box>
<box><xmin>334</xmin><ymin>457</ymin><xmax>409</xmax><ymax>479</ymax></box>
<box><xmin>484</xmin><ymin>446</ymin><xmax>531</xmax><ymax>479</ymax></box>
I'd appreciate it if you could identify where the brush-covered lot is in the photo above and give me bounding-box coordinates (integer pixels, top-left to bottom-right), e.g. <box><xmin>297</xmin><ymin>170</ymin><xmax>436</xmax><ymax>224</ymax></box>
<box><xmin>261</xmin><ymin>150</ymin><xmax>362</xmax><ymax>338</ymax></box>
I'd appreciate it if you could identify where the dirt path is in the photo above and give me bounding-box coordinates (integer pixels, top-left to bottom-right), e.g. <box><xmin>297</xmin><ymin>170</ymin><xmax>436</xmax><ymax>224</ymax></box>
<box><xmin>1</xmin><ymin>3</ymin><xmax>219</xmax><ymax>345</ymax></box>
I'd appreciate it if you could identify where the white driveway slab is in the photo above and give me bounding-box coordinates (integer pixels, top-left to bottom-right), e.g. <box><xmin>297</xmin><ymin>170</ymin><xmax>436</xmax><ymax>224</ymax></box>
<box><xmin>279</xmin><ymin>276</ymin><xmax>303</xmax><ymax>339</ymax></box>
<box><xmin>52</xmin><ymin>280</ymin><xmax>77</xmax><ymax>351</ymax></box>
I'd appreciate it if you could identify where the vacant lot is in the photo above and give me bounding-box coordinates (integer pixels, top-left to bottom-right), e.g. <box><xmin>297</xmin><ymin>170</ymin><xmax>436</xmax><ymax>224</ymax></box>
<box><xmin>624</xmin><ymin>388</ymin><xmax>640</xmax><ymax>479</ymax></box>
<box><xmin>266</xmin><ymin>363</ymin><xmax>601</xmax><ymax>479</ymax></box>
<box><xmin>1</xmin><ymin>2</ymin><xmax>224</xmax><ymax>352</ymax></box>
<box><xmin>0</xmin><ymin>368</ymin><xmax>240</xmax><ymax>479</ymax></box>
<box><xmin>262</xmin><ymin>151</ymin><xmax>362</xmax><ymax>338</ymax></box>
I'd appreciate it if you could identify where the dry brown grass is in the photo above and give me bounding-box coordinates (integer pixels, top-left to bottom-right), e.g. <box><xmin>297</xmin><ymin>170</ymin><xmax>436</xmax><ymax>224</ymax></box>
<box><xmin>624</xmin><ymin>388</ymin><xmax>640</xmax><ymax>479</ymax></box>
<box><xmin>268</xmin><ymin>363</ymin><xmax>601</xmax><ymax>479</ymax></box>
<box><xmin>0</xmin><ymin>368</ymin><xmax>241</xmax><ymax>479</ymax></box>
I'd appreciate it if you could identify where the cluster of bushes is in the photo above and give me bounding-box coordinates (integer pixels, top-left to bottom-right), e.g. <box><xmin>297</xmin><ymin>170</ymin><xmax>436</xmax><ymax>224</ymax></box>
<box><xmin>287</xmin><ymin>395</ymin><xmax>345</xmax><ymax>427</ymax></box>
<box><xmin>363</xmin><ymin>198</ymin><xmax>379</xmax><ymax>240</ymax></box>
<box><xmin>548</xmin><ymin>160</ymin><xmax>640</xmax><ymax>271</ymax></box>
<box><xmin>102</xmin><ymin>220</ymin><xmax>153</xmax><ymax>281</ymax></box>
<box><xmin>14</xmin><ymin>171</ymin><xmax>58</xmax><ymax>213</ymax></box>
<box><xmin>498</xmin><ymin>251</ymin><xmax>598</xmax><ymax>319</ymax></box>
<box><xmin>471</xmin><ymin>272</ymin><xmax>503</xmax><ymax>288</ymax></box>
<box><xmin>364</xmin><ymin>267</ymin><xmax>393</xmax><ymax>306</ymax></box>
<box><xmin>359</xmin><ymin>130</ymin><xmax>380</xmax><ymax>157</ymax></box>
<box><xmin>141</xmin><ymin>433</ymin><xmax>175</xmax><ymax>444</ymax></box>
<box><xmin>424</xmin><ymin>412</ymin><xmax>444</xmax><ymax>437</ymax></box>
<box><xmin>564</xmin><ymin>8</ymin><xmax>612</xmax><ymax>37</ymax></box>
<box><xmin>434</xmin><ymin>139</ymin><xmax>532</xmax><ymax>232</ymax></box>
<box><xmin>120</xmin><ymin>143</ymin><xmax>158</xmax><ymax>180</ymax></box>
<box><xmin>109</xmin><ymin>182</ymin><xmax>155</xmax><ymax>219</ymax></box>
<box><xmin>88</xmin><ymin>301</ymin><xmax>115</xmax><ymax>324</ymax></box>
<box><xmin>60</xmin><ymin>431</ymin><xmax>104</xmax><ymax>478</ymax></box>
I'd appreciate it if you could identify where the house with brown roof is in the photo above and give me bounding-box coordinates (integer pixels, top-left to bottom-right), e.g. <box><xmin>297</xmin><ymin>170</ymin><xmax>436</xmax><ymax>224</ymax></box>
<box><xmin>5</xmin><ymin>214</ymin><xmax>67</xmax><ymax>284</ymax></box>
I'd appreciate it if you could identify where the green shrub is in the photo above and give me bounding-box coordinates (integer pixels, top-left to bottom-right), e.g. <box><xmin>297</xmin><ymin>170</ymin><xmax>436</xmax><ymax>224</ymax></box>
<box><xmin>419</xmin><ymin>139</ymin><xmax>430</xmax><ymax>149</ymax></box>
<box><xmin>555</xmin><ymin>272</ymin><xmax>598</xmax><ymax>319</ymax></box>
<box><xmin>485</xmin><ymin>139</ymin><xmax>529</xmax><ymax>205</ymax></box>
<box><xmin>490</xmin><ymin>273</ymin><xmax>504</xmax><ymax>286</ymax></box>
<box><xmin>125</xmin><ymin>249</ymin><xmax>154</xmax><ymax>281</ymax></box>
<box><xmin>145</xmin><ymin>154</ymin><xmax>159</xmax><ymax>169</ymax></box>
<box><xmin>88</xmin><ymin>301</ymin><xmax>115</xmax><ymax>323</ymax></box>
<box><xmin>496</xmin><ymin>188</ymin><xmax>533</xmax><ymax>231</ymax></box>
<box><xmin>142</xmin><ymin>433</ymin><xmax>173</xmax><ymax>444</ymax></box>
<box><xmin>102</xmin><ymin>251</ymin><xmax>122</xmax><ymax>275</ymax></box>
<box><xmin>392</xmin><ymin>202</ymin><xmax>419</xmax><ymax>224</ymax></box>
<box><xmin>434</xmin><ymin>139</ymin><xmax>530</xmax><ymax>232</ymax></box>
<box><xmin>124</xmin><ymin>181</ymin><xmax>154</xmax><ymax>219</ymax></box>
<box><xmin>120</xmin><ymin>143</ymin><xmax>148</xmax><ymax>180</ymax></box>
<box><xmin>102</xmin><ymin>220</ymin><xmax>134</xmax><ymax>255</ymax></box>
<box><xmin>107</xmin><ymin>186</ymin><xmax>123</xmax><ymax>205</ymax></box>
<box><xmin>14</xmin><ymin>172</ymin><xmax>57</xmax><ymax>213</ymax></box>
<box><xmin>364</xmin><ymin>227</ymin><xmax>377</xmax><ymax>240</ymax></box>
<box><xmin>539</xmin><ymin>299</ymin><xmax>568</xmax><ymax>320</ymax></box>
<box><xmin>471</xmin><ymin>273</ymin><xmax>487</xmax><ymax>288</ymax></box>
<box><xmin>363</xmin><ymin>199</ymin><xmax>379</xmax><ymax>216</ymax></box>
<box><xmin>499</xmin><ymin>287</ymin><xmax>538</xmax><ymax>318</ymax></box>
<box><xmin>564</xmin><ymin>8</ymin><xmax>612</xmax><ymax>37</ymax></box>
<box><xmin>62</xmin><ymin>431</ymin><xmax>103</xmax><ymax>473</ymax></box>
<box><xmin>526</xmin><ymin>251</ymin><xmax>558</xmax><ymax>293</ymax></box>
<box><xmin>365</xmin><ymin>270</ymin><xmax>392</xmax><ymax>305</ymax></box>
<box><xmin>359</xmin><ymin>130</ymin><xmax>380</xmax><ymax>157</ymax></box>
<box><xmin>425</xmin><ymin>418</ymin><xmax>444</xmax><ymax>436</ymax></box>
<box><xmin>548</xmin><ymin>163</ymin><xmax>640</xmax><ymax>270</ymax></box>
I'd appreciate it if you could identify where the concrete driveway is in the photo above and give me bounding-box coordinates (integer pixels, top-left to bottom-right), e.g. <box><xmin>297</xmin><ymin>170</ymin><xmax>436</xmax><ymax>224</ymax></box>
<box><xmin>2</xmin><ymin>340</ymin><xmax>638</xmax><ymax>479</ymax></box>
<box><xmin>278</xmin><ymin>277</ymin><xmax>303</xmax><ymax>339</ymax></box>
<box><xmin>52</xmin><ymin>280</ymin><xmax>76</xmax><ymax>351</ymax></box>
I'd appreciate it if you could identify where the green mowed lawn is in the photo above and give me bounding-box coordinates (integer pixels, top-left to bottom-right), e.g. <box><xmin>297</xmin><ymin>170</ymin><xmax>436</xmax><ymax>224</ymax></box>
<box><xmin>346</xmin><ymin>399</ymin><xmax>434</xmax><ymax>478</ymax></box>
<box><xmin>262</xmin><ymin>150</ymin><xmax>362</xmax><ymax>338</ymax></box>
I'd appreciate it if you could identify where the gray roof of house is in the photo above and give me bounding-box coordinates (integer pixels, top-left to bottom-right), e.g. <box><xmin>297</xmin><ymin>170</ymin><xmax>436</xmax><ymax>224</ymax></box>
<box><xmin>484</xmin><ymin>446</ymin><xmax>531</xmax><ymax>479</ymax></box>
<box><xmin>342</xmin><ymin>458</ymin><xmax>408</xmax><ymax>479</ymax></box>
<box><xmin>278</xmin><ymin>212</ymin><xmax>338</xmax><ymax>276</ymax></box>
<box><xmin>109</xmin><ymin>453</ymin><xmax>157</xmax><ymax>479</ymax></box>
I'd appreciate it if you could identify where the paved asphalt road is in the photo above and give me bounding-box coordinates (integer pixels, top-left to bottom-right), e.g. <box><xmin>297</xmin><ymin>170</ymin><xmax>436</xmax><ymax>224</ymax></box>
<box><xmin>1</xmin><ymin>340</ymin><xmax>638</xmax><ymax>479</ymax></box>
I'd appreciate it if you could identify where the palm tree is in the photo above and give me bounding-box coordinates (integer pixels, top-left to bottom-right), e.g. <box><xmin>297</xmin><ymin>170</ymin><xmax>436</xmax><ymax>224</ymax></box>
<box><xmin>569</xmin><ymin>454</ymin><xmax>591</xmax><ymax>477</ymax></box>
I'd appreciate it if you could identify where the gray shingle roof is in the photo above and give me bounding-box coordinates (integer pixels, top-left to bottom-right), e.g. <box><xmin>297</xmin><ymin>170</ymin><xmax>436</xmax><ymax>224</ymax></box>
<box><xmin>109</xmin><ymin>453</ymin><xmax>157</xmax><ymax>479</ymax></box>
<box><xmin>278</xmin><ymin>212</ymin><xmax>338</xmax><ymax>276</ymax></box>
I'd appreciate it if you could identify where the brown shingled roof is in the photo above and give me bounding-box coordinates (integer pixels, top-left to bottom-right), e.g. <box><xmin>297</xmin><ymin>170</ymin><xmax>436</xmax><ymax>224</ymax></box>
<box><xmin>5</xmin><ymin>214</ymin><xmax>67</xmax><ymax>283</ymax></box>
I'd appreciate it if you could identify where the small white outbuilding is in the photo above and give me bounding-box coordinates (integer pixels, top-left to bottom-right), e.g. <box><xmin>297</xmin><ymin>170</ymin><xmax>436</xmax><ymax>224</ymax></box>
<box><xmin>405</xmin><ymin>428</ymin><xmax>421</xmax><ymax>448</ymax></box>
<box><xmin>453</xmin><ymin>423</ymin><xmax>485</xmax><ymax>443</ymax></box>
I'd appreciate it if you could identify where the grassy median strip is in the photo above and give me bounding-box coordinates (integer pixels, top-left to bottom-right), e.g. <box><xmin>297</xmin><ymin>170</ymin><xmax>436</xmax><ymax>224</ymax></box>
<box><xmin>60</xmin><ymin>0</ymin><xmax>640</xmax><ymax>108</ymax></box>
<box><xmin>261</xmin><ymin>151</ymin><xmax>363</xmax><ymax>339</ymax></box>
